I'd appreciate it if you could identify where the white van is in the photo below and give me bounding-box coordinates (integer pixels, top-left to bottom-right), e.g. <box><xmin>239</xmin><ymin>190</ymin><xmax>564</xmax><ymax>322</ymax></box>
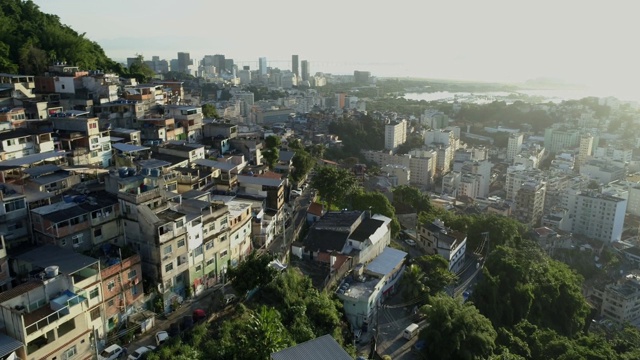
<box><xmin>403</xmin><ymin>323</ymin><xmax>419</xmax><ymax>340</ymax></box>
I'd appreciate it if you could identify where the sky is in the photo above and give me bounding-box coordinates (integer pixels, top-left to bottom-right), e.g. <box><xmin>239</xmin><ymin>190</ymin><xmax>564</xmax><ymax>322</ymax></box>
<box><xmin>33</xmin><ymin>0</ymin><xmax>639</xmax><ymax>95</ymax></box>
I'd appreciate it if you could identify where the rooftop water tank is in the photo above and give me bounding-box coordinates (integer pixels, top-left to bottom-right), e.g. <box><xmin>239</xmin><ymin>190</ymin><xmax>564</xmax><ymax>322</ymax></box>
<box><xmin>44</xmin><ymin>266</ymin><xmax>59</xmax><ymax>278</ymax></box>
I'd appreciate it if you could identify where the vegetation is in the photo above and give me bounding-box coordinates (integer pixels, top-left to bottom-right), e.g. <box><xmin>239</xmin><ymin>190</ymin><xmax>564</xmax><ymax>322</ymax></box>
<box><xmin>263</xmin><ymin>135</ymin><xmax>281</xmax><ymax>169</ymax></box>
<box><xmin>0</xmin><ymin>0</ymin><xmax>120</xmax><ymax>74</ymax></box>
<box><xmin>126</xmin><ymin>54</ymin><xmax>155</xmax><ymax>82</ymax></box>
<box><xmin>311</xmin><ymin>167</ymin><xmax>359</xmax><ymax>210</ymax></box>
<box><xmin>201</xmin><ymin>103</ymin><xmax>219</xmax><ymax>119</ymax></box>
<box><xmin>287</xmin><ymin>139</ymin><xmax>316</xmax><ymax>183</ymax></box>
<box><xmin>326</xmin><ymin>114</ymin><xmax>385</xmax><ymax>161</ymax></box>
<box><xmin>226</xmin><ymin>251</ymin><xmax>278</xmax><ymax>295</ymax></box>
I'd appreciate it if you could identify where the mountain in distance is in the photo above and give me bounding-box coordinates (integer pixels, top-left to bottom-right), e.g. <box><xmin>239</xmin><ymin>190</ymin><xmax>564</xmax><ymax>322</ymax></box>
<box><xmin>520</xmin><ymin>77</ymin><xmax>587</xmax><ymax>90</ymax></box>
<box><xmin>0</xmin><ymin>0</ymin><xmax>121</xmax><ymax>74</ymax></box>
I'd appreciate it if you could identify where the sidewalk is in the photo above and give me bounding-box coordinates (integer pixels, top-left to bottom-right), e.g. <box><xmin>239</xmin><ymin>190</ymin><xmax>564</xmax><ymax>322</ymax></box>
<box><xmin>121</xmin><ymin>284</ymin><xmax>224</xmax><ymax>352</ymax></box>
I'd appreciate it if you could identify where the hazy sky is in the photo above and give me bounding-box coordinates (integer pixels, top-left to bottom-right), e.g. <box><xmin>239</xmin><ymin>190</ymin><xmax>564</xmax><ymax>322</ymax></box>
<box><xmin>33</xmin><ymin>0</ymin><xmax>638</xmax><ymax>92</ymax></box>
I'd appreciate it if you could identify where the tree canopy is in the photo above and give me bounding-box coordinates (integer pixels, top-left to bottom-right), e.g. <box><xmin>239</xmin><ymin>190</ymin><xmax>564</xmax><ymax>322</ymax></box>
<box><xmin>226</xmin><ymin>251</ymin><xmax>278</xmax><ymax>295</ymax></box>
<box><xmin>201</xmin><ymin>104</ymin><xmax>219</xmax><ymax>119</ymax></box>
<box><xmin>0</xmin><ymin>0</ymin><xmax>119</xmax><ymax>74</ymax></box>
<box><xmin>311</xmin><ymin>166</ymin><xmax>359</xmax><ymax>210</ymax></box>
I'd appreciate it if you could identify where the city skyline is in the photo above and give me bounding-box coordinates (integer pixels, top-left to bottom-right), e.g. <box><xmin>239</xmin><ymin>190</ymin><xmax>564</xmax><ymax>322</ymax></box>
<box><xmin>33</xmin><ymin>0</ymin><xmax>638</xmax><ymax>95</ymax></box>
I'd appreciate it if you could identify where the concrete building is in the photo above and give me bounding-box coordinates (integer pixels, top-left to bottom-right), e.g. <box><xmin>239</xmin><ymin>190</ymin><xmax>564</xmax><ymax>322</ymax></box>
<box><xmin>291</xmin><ymin>55</ymin><xmax>299</xmax><ymax>77</ymax></box>
<box><xmin>513</xmin><ymin>181</ymin><xmax>546</xmax><ymax>228</ymax></box>
<box><xmin>363</xmin><ymin>150</ymin><xmax>435</xmax><ymax>187</ymax></box>
<box><xmin>577</xmin><ymin>133</ymin><xmax>595</xmax><ymax>169</ymax></box>
<box><xmin>579</xmin><ymin>158</ymin><xmax>626</xmax><ymax>184</ymax></box>
<box><xmin>301</xmin><ymin>60</ymin><xmax>310</xmax><ymax>82</ymax></box>
<box><xmin>384</xmin><ymin>119</ymin><xmax>407</xmax><ymax>151</ymax></box>
<box><xmin>259</xmin><ymin>57</ymin><xmax>268</xmax><ymax>76</ymax></box>
<box><xmin>335</xmin><ymin>247</ymin><xmax>406</xmax><ymax>329</ymax></box>
<box><xmin>417</xmin><ymin>218</ymin><xmax>467</xmax><ymax>273</ymax></box>
<box><xmin>544</xmin><ymin>127</ymin><xmax>580</xmax><ymax>153</ymax></box>
<box><xmin>0</xmin><ymin>128</ymin><xmax>55</xmax><ymax>161</ymax></box>
<box><xmin>176</xmin><ymin>52</ymin><xmax>193</xmax><ymax>74</ymax></box>
<box><xmin>562</xmin><ymin>191</ymin><xmax>626</xmax><ymax>242</ymax></box>
<box><xmin>599</xmin><ymin>273</ymin><xmax>640</xmax><ymax>326</ymax></box>
<box><xmin>507</xmin><ymin>133</ymin><xmax>524</xmax><ymax>163</ymax></box>
<box><xmin>51</xmin><ymin>114</ymin><xmax>112</xmax><ymax>167</ymax></box>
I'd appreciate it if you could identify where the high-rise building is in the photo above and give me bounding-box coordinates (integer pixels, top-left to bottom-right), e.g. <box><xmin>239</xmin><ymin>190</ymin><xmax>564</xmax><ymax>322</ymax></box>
<box><xmin>544</xmin><ymin>127</ymin><xmax>580</xmax><ymax>153</ymax></box>
<box><xmin>224</xmin><ymin>59</ymin><xmax>234</xmax><ymax>74</ymax></box>
<box><xmin>577</xmin><ymin>133</ymin><xmax>594</xmax><ymax>169</ymax></box>
<box><xmin>562</xmin><ymin>191</ymin><xmax>626</xmax><ymax>242</ymax></box>
<box><xmin>301</xmin><ymin>60</ymin><xmax>310</xmax><ymax>81</ymax></box>
<box><xmin>354</xmin><ymin>70</ymin><xmax>371</xmax><ymax>84</ymax></box>
<box><xmin>507</xmin><ymin>133</ymin><xmax>524</xmax><ymax>163</ymax></box>
<box><xmin>292</xmin><ymin>55</ymin><xmax>299</xmax><ymax>77</ymax></box>
<box><xmin>259</xmin><ymin>57</ymin><xmax>267</xmax><ymax>75</ymax></box>
<box><xmin>385</xmin><ymin>119</ymin><xmax>407</xmax><ymax>151</ymax></box>
<box><xmin>514</xmin><ymin>180</ymin><xmax>546</xmax><ymax>228</ymax></box>
<box><xmin>177</xmin><ymin>52</ymin><xmax>193</xmax><ymax>74</ymax></box>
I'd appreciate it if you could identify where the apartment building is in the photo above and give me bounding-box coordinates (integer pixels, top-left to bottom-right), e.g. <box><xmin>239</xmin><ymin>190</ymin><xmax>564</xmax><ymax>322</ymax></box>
<box><xmin>507</xmin><ymin>133</ymin><xmax>524</xmax><ymax>163</ymax></box>
<box><xmin>505</xmin><ymin>166</ymin><xmax>545</xmax><ymax>201</ymax></box>
<box><xmin>513</xmin><ymin>181</ymin><xmax>546</xmax><ymax>228</ymax></box>
<box><xmin>136</xmin><ymin>117</ymin><xmax>185</xmax><ymax>144</ymax></box>
<box><xmin>164</xmin><ymin>105</ymin><xmax>204</xmax><ymax>143</ymax></box>
<box><xmin>577</xmin><ymin>133</ymin><xmax>595</xmax><ymax>169</ymax></box>
<box><xmin>579</xmin><ymin>158</ymin><xmax>626</xmax><ymax>184</ymax></box>
<box><xmin>561</xmin><ymin>191</ymin><xmax>626</xmax><ymax>242</ymax></box>
<box><xmin>51</xmin><ymin>114</ymin><xmax>112</xmax><ymax>167</ymax></box>
<box><xmin>156</xmin><ymin>143</ymin><xmax>206</xmax><ymax>164</ymax></box>
<box><xmin>544</xmin><ymin>127</ymin><xmax>580</xmax><ymax>153</ymax></box>
<box><xmin>30</xmin><ymin>193</ymin><xmax>121</xmax><ymax>252</ymax></box>
<box><xmin>384</xmin><ymin>119</ymin><xmax>407</xmax><ymax>151</ymax></box>
<box><xmin>417</xmin><ymin>218</ymin><xmax>467</xmax><ymax>273</ymax></box>
<box><xmin>93</xmin><ymin>99</ymin><xmax>146</xmax><ymax>130</ymax></box>
<box><xmin>5</xmin><ymin>245</ymin><xmax>102</xmax><ymax>360</ymax></box>
<box><xmin>0</xmin><ymin>128</ymin><xmax>55</xmax><ymax>161</ymax></box>
<box><xmin>0</xmin><ymin>73</ymin><xmax>36</xmax><ymax>107</ymax></box>
<box><xmin>599</xmin><ymin>273</ymin><xmax>640</xmax><ymax>326</ymax></box>
<box><xmin>457</xmin><ymin>160</ymin><xmax>492</xmax><ymax>198</ymax></box>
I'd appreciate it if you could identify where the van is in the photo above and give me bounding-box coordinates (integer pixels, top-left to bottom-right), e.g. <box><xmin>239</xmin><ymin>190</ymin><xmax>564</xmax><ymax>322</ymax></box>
<box><xmin>403</xmin><ymin>323</ymin><xmax>419</xmax><ymax>340</ymax></box>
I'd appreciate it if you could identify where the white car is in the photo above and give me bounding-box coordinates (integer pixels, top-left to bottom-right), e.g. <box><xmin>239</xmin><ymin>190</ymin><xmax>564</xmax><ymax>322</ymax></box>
<box><xmin>291</xmin><ymin>189</ymin><xmax>302</xmax><ymax>197</ymax></box>
<box><xmin>155</xmin><ymin>330</ymin><xmax>169</xmax><ymax>346</ymax></box>
<box><xmin>404</xmin><ymin>239</ymin><xmax>416</xmax><ymax>247</ymax></box>
<box><xmin>98</xmin><ymin>344</ymin><xmax>123</xmax><ymax>360</ymax></box>
<box><xmin>128</xmin><ymin>346</ymin><xmax>155</xmax><ymax>360</ymax></box>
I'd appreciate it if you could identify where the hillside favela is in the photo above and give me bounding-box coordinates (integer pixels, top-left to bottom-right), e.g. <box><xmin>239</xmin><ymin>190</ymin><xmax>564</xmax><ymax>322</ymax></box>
<box><xmin>2</xmin><ymin>1</ymin><xmax>640</xmax><ymax>360</ymax></box>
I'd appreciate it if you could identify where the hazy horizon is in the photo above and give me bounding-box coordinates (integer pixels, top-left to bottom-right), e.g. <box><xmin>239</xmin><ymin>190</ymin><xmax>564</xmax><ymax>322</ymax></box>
<box><xmin>33</xmin><ymin>0</ymin><xmax>639</xmax><ymax>98</ymax></box>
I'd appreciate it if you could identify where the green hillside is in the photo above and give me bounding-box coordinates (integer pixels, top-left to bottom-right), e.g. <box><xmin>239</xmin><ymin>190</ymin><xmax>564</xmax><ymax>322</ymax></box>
<box><xmin>0</xmin><ymin>0</ymin><xmax>121</xmax><ymax>74</ymax></box>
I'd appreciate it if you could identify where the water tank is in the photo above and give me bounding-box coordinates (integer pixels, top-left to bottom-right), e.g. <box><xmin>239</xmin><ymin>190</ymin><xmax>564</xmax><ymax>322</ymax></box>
<box><xmin>118</xmin><ymin>167</ymin><xmax>128</xmax><ymax>178</ymax></box>
<box><xmin>128</xmin><ymin>168</ymin><xmax>136</xmax><ymax>177</ymax></box>
<box><xmin>44</xmin><ymin>266</ymin><xmax>59</xmax><ymax>278</ymax></box>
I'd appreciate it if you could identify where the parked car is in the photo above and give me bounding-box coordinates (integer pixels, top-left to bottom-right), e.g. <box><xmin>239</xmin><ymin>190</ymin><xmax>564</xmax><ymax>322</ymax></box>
<box><xmin>404</xmin><ymin>239</ymin><xmax>417</xmax><ymax>247</ymax></box>
<box><xmin>98</xmin><ymin>344</ymin><xmax>123</xmax><ymax>360</ymax></box>
<box><xmin>291</xmin><ymin>189</ymin><xmax>302</xmax><ymax>197</ymax></box>
<box><xmin>155</xmin><ymin>331</ymin><xmax>169</xmax><ymax>346</ymax></box>
<box><xmin>128</xmin><ymin>346</ymin><xmax>155</xmax><ymax>360</ymax></box>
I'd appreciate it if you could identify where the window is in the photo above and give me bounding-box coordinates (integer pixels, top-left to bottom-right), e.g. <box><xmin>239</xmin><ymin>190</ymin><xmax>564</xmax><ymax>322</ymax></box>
<box><xmin>128</xmin><ymin>269</ymin><xmax>137</xmax><ymax>279</ymax></box>
<box><xmin>4</xmin><ymin>199</ymin><xmax>25</xmax><ymax>213</ymax></box>
<box><xmin>60</xmin><ymin>239</ymin><xmax>67</xmax><ymax>246</ymax></box>
<box><xmin>176</xmin><ymin>220</ymin><xmax>184</xmax><ymax>228</ymax></box>
<box><xmin>107</xmin><ymin>281</ymin><xmax>115</xmax><ymax>292</ymax></box>
<box><xmin>164</xmin><ymin>245</ymin><xmax>172</xmax><ymax>255</ymax></box>
<box><xmin>205</xmin><ymin>242</ymin><xmax>214</xmax><ymax>250</ymax></box>
<box><xmin>89</xmin><ymin>123</ymin><xmax>97</xmax><ymax>129</ymax></box>
<box><xmin>206</xmin><ymin>258</ymin><xmax>214</xmax><ymax>266</ymax></box>
<box><xmin>89</xmin><ymin>288</ymin><xmax>99</xmax><ymax>299</ymax></box>
<box><xmin>72</xmin><ymin>236</ymin><xmax>83</xmax><ymax>245</ymax></box>
<box><xmin>94</xmin><ymin>228</ymin><xmax>102</xmax><ymax>238</ymax></box>
<box><xmin>107</xmin><ymin>299</ymin><xmax>114</xmax><ymax>307</ymax></box>
<box><xmin>195</xmin><ymin>265</ymin><xmax>202</xmax><ymax>272</ymax></box>
<box><xmin>220</xmin><ymin>250</ymin><xmax>228</xmax><ymax>257</ymax></box>
<box><xmin>177</xmin><ymin>239</ymin><xmax>185</xmax><ymax>248</ymax></box>
<box><xmin>131</xmin><ymin>285</ymin><xmax>138</xmax><ymax>296</ymax></box>
<box><xmin>90</xmin><ymin>308</ymin><xmax>100</xmax><ymax>321</ymax></box>
<box><xmin>63</xmin><ymin>345</ymin><xmax>77</xmax><ymax>359</ymax></box>
<box><xmin>165</xmin><ymin>262</ymin><xmax>174</xmax><ymax>273</ymax></box>
<box><xmin>194</xmin><ymin>245</ymin><xmax>203</xmax><ymax>257</ymax></box>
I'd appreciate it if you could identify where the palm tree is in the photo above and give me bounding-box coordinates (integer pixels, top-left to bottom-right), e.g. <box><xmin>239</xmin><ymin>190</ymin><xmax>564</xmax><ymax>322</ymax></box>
<box><xmin>401</xmin><ymin>264</ymin><xmax>429</xmax><ymax>303</ymax></box>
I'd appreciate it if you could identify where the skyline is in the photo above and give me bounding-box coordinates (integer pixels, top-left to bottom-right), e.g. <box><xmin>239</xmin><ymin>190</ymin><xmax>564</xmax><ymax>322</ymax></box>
<box><xmin>33</xmin><ymin>0</ymin><xmax>639</xmax><ymax>96</ymax></box>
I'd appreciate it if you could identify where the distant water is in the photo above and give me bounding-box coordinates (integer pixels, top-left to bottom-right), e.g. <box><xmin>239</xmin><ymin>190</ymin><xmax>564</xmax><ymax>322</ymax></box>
<box><xmin>403</xmin><ymin>88</ymin><xmax>640</xmax><ymax>103</ymax></box>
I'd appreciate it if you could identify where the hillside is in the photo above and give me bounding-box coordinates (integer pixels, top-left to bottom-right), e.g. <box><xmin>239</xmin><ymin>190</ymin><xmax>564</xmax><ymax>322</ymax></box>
<box><xmin>0</xmin><ymin>0</ymin><xmax>120</xmax><ymax>74</ymax></box>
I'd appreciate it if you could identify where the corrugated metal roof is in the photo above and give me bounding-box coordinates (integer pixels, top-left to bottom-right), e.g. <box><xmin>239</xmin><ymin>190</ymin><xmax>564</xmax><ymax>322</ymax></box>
<box><xmin>0</xmin><ymin>151</ymin><xmax>66</xmax><ymax>167</ymax></box>
<box><xmin>365</xmin><ymin>247</ymin><xmax>407</xmax><ymax>276</ymax></box>
<box><xmin>271</xmin><ymin>334</ymin><xmax>352</xmax><ymax>360</ymax></box>
<box><xmin>113</xmin><ymin>143</ymin><xmax>150</xmax><ymax>153</ymax></box>
<box><xmin>15</xmin><ymin>244</ymin><xmax>98</xmax><ymax>275</ymax></box>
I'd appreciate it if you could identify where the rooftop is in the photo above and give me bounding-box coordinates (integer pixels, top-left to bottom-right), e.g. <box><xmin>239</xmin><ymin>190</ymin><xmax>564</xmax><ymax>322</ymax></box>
<box><xmin>194</xmin><ymin>158</ymin><xmax>237</xmax><ymax>171</ymax></box>
<box><xmin>349</xmin><ymin>218</ymin><xmax>384</xmax><ymax>242</ymax></box>
<box><xmin>365</xmin><ymin>247</ymin><xmax>407</xmax><ymax>276</ymax></box>
<box><xmin>313</xmin><ymin>211</ymin><xmax>363</xmax><ymax>231</ymax></box>
<box><xmin>237</xmin><ymin>174</ymin><xmax>283</xmax><ymax>187</ymax></box>
<box><xmin>112</xmin><ymin>143</ymin><xmax>150</xmax><ymax>153</ymax></box>
<box><xmin>270</xmin><ymin>334</ymin><xmax>352</xmax><ymax>360</ymax></box>
<box><xmin>14</xmin><ymin>244</ymin><xmax>98</xmax><ymax>276</ymax></box>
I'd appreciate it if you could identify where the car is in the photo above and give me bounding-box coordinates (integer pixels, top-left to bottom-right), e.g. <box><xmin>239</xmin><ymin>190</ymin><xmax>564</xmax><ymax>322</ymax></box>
<box><xmin>128</xmin><ymin>346</ymin><xmax>155</xmax><ymax>360</ymax></box>
<box><xmin>155</xmin><ymin>331</ymin><xmax>169</xmax><ymax>346</ymax></box>
<box><xmin>291</xmin><ymin>189</ymin><xmax>302</xmax><ymax>196</ymax></box>
<box><xmin>404</xmin><ymin>239</ymin><xmax>417</xmax><ymax>247</ymax></box>
<box><xmin>98</xmin><ymin>344</ymin><xmax>123</xmax><ymax>360</ymax></box>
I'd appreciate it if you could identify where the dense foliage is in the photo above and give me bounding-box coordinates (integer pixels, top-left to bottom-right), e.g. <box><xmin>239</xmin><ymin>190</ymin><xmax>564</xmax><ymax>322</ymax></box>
<box><xmin>327</xmin><ymin>114</ymin><xmax>385</xmax><ymax>160</ymax></box>
<box><xmin>0</xmin><ymin>0</ymin><xmax>119</xmax><ymax>74</ymax></box>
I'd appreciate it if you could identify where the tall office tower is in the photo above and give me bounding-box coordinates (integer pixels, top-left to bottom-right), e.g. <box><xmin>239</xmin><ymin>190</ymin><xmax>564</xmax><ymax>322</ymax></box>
<box><xmin>224</xmin><ymin>59</ymin><xmax>234</xmax><ymax>73</ymax></box>
<box><xmin>301</xmin><ymin>60</ymin><xmax>310</xmax><ymax>81</ymax></box>
<box><xmin>292</xmin><ymin>55</ymin><xmax>299</xmax><ymax>77</ymax></box>
<box><xmin>384</xmin><ymin>119</ymin><xmax>407</xmax><ymax>151</ymax></box>
<box><xmin>177</xmin><ymin>52</ymin><xmax>193</xmax><ymax>74</ymax></box>
<box><xmin>507</xmin><ymin>133</ymin><xmax>524</xmax><ymax>163</ymax></box>
<box><xmin>354</xmin><ymin>70</ymin><xmax>371</xmax><ymax>84</ymax></box>
<box><xmin>259</xmin><ymin>57</ymin><xmax>267</xmax><ymax>75</ymax></box>
<box><xmin>211</xmin><ymin>54</ymin><xmax>226</xmax><ymax>73</ymax></box>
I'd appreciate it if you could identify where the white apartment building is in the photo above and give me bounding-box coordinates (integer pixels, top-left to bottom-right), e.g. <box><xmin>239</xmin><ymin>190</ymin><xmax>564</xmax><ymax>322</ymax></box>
<box><xmin>505</xmin><ymin>166</ymin><xmax>545</xmax><ymax>201</ymax></box>
<box><xmin>507</xmin><ymin>133</ymin><xmax>524</xmax><ymax>163</ymax></box>
<box><xmin>459</xmin><ymin>160</ymin><xmax>492</xmax><ymax>198</ymax></box>
<box><xmin>599</xmin><ymin>273</ymin><xmax>640</xmax><ymax>326</ymax></box>
<box><xmin>580</xmin><ymin>159</ymin><xmax>626</xmax><ymax>184</ymax></box>
<box><xmin>593</xmin><ymin>146</ymin><xmax>633</xmax><ymax>164</ymax></box>
<box><xmin>381</xmin><ymin>164</ymin><xmax>410</xmax><ymax>186</ymax></box>
<box><xmin>561</xmin><ymin>191</ymin><xmax>626</xmax><ymax>242</ymax></box>
<box><xmin>384</xmin><ymin>120</ymin><xmax>407</xmax><ymax>151</ymax></box>
<box><xmin>417</xmin><ymin>219</ymin><xmax>467</xmax><ymax>273</ymax></box>
<box><xmin>363</xmin><ymin>150</ymin><xmax>435</xmax><ymax>187</ymax></box>
<box><xmin>627</xmin><ymin>184</ymin><xmax>640</xmax><ymax>217</ymax></box>
<box><xmin>577</xmin><ymin>134</ymin><xmax>594</xmax><ymax>168</ymax></box>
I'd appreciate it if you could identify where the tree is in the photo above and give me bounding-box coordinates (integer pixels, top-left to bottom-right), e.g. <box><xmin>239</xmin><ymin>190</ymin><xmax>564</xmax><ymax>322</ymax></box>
<box><xmin>226</xmin><ymin>251</ymin><xmax>277</xmax><ymax>294</ymax></box>
<box><xmin>415</xmin><ymin>255</ymin><xmax>458</xmax><ymax>294</ymax></box>
<box><xmin>400</xmin><ymin>264</ymin><xmax>429</xmax><ymax>302</ymax></box>
<box><xmin>421</xmin><ymin>294</ymin><xmax>497</xmax><ymax>360</ymax></box>
<box><xmin>263</xmin><ymin>135</ymin><xmax>281</xmax><ymax>169</ymax></box>
<box><xmin>290</xmin><ymin>151</ymin><xmax>315</xmax><ymax>182</ymax></box>
<box><xmin>350</xmin><ymin>189</ymin><xmax>401</xmax><ymax>236</ymax></box>
<box><xmin>311</xmin><ymin>167</ymin><xmax>359</xmax><ymax>210</ymax></box>
<box><xmin>392</xmin><ymin>185</ymin><xmax>432</xmax><ymax>214</ymax></box>
<box><xmin>201</xmin><ymin>103</ymin><xmax>219</xmax><ymax>118</ymax></box>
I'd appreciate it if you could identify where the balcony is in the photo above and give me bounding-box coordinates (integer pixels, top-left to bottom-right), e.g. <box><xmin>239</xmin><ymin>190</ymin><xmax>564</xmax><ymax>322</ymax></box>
<box><xmin>24</xmin><ymin>291</ymin><xmax>87</xmax><ymax>341</ymax></box>
<box><xmin>178</xmin><ymin>174</ymin><xmax>199</xmax><ymax>185</ymax></box>
<box><xmin>118</xmin><ymin>187</ymin><xmax>161</xmax><ymax>204</ymax></box>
